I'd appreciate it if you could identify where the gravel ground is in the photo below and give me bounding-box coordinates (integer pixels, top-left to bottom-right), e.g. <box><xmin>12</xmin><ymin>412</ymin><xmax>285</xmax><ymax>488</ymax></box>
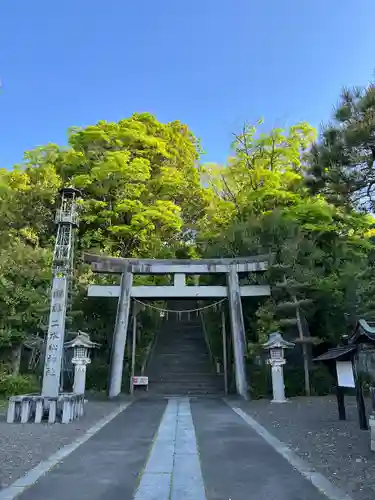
<box><xmin>0</xmin><ymin>399</ymin><xmax>126</xmax><ymax>490</ymax></box>
<box><xmin>236</xmin><ymin>395</ymin><xmax>375</xmax><ymax>500</ymax></box>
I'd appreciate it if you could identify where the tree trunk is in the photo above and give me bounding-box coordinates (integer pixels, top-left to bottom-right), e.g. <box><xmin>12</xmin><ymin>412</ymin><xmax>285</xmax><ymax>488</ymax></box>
<box><xmin>294</xmin><ymin>297</ymin><xmax>311</xmax><ymax>396</ymax></box>
<box><xmin>11</xmin><ymin>344</ymin><xmax>22</xmax><ymax>375</ymax></box>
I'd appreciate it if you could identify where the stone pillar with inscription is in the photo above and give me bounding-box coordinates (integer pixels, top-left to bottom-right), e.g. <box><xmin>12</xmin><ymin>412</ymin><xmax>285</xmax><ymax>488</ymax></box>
<box><xmin>42</xmin><ymin>277</ymin><xmax>68</xmax><ymax>397</ymax></box>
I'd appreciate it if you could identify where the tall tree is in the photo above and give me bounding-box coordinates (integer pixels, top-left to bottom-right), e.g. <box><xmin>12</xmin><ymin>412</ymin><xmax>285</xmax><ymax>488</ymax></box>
<box><xmin>0</xmin><ymin>114</ymin><xmax>211</xmax><ymax>380</ymax></box>
<box><xmin>306</xmin><ymin>82</ymin><xmax>375</xmax><ymax>211</ymax></box>
<box><xmin>7</xmin><ymin>113</ymin><xmax>209</xmax><ymax>259</ymax></box>
<box><xmin>199</xmin><ymin>120</ymin><xmax>375</xmax><ymax>356</ymax></box>
<box><xmin>198</xmin><ymin>120</ymin><xmax>317</xmax><ymax>244</ymax></box>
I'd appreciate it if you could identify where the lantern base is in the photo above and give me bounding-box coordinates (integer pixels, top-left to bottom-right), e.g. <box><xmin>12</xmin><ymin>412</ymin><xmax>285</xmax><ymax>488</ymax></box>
<box><xmin>72</xmin><ymin>361</ymin><xmax>90</xmax><ymax>395</ymax></box>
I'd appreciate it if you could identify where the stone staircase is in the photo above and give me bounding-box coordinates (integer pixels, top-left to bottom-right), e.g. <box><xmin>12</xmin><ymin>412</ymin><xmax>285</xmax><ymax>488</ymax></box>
<box><xmin>145</xmin><ymin>302</ymin><xmax>224</xmax><ymax>397</ymax></box>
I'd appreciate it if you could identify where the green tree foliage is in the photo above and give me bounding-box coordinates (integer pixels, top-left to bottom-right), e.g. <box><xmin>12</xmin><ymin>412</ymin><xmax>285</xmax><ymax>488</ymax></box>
<box><xmin>0</xmin><ymin>172</ymin><xmax>52</xmax><ymax>354</ymax></box>
<box><xmin>61</xmin><ymin>113</ymin><xmax>208</xmax><ymax>256</ymax></box>
<box><xmin>306</xmin><ymin>82</ymin><xmax>375</xmax><ymax>211</ymax></box>
<box><xmin>2</xmin><ymin>113</ymin><xmax>209</xmax><ymax>259</ymax></box>
<box><xmin>0</xmin><ymin>114</ymin><xmax>208</xmax><ymax>386</ymax></box>
<box><xmin>0</xmin><ymin>238</ymin><xmax>51</xmax><ymax>351</ymax></box>
<box><xmin>198</xmin><ymin>121</ymin><xmax>316</xmax><ymax>243</ymax></box>
<box><xmin>199</xmin><ymin>120</ymin><xmax>375</xmax><ymax>349</ymax></box>
<box><xmin>1</xmin><ymin>102</ymin><xmax>375</xmax><ymax>397</ymax></box>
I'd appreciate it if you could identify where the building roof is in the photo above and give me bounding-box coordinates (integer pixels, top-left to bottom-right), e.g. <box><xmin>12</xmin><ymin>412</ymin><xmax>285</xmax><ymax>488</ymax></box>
<box><xmin>348</xmin><ymin>319</ymin><xmax>375</xmax><ymax>345</ymax></box>
<box><xmin>314</xmin><ymin>345</ymin><xmax>356</xmax><ymax>362</ymax></box>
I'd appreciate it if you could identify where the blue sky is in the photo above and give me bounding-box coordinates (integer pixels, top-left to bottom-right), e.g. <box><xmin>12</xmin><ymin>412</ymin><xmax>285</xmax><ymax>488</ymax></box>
<box><xmin>1</xmin><ymin>1</ymin><xmax>375</xmax><ymax>168</ymax></box>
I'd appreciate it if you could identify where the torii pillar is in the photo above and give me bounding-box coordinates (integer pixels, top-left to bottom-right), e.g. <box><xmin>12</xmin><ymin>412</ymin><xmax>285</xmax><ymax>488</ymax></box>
<box><xmin>227</xmin><ymin>265</ymin><xmax>248</xmax><ymax>399</ymax></box>
<box><xmin>109</xmin><ymin>267</ymin><xmax>133</xmax><ymax>398</ymax></box>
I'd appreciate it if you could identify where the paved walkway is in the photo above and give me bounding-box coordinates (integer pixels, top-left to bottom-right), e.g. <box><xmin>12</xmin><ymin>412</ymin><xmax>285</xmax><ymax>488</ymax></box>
<box><xmin>1</xmin><ymin>398</ymin><xmax>352</xmax><ymax>500</ymax></box>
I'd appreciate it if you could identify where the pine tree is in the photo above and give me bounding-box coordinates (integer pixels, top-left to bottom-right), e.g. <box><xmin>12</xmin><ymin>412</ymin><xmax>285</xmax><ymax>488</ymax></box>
<box><xmin>306</xmin><ymin>82</ymin><xmax>375</xmax><ymax>212</ymax></box>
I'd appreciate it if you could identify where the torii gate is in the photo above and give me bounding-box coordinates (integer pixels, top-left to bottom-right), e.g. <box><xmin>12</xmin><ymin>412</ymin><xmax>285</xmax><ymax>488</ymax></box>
<box><xmin>84</xmin><ymin>254</ymin><xmax>271</xmax><ymax>399</ymax></box>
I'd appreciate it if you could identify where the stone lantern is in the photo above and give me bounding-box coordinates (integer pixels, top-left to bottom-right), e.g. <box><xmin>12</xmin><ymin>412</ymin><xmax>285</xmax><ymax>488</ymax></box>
<box><xmin>263</xmin><ymin>332</ymin><xmax>294</xmax><ymax>403</ymax></box>
<box><xmin>64</xmin><ymin>331</ymin><xmax>100</xmax><ymax>395</ymax></box>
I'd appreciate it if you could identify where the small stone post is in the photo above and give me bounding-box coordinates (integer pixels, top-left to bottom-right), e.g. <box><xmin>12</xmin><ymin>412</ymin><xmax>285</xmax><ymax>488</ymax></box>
<box><xmin>263</xmin><ymin>332</ymin><xmax>294</xmax><ymax>403</ymax></box>
<box><xmin>64</xmin><ymin>331</ymin><xmax>100</xmax><ymax>396</ymax></box>
<box><xmin>370</xmin><ymin>414</ymin><xmax>375</xmax><ymax>451</ymax></box>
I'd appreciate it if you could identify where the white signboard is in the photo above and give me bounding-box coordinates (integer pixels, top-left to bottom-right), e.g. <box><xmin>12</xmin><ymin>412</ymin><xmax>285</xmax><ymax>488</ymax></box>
<box><xmin>132</xmin><ymin>376</ymin><xmax>148</xmax><ymax>386</ymax></box>
<box><xmin>336</xmin><ymin>361</ymin><xmax>355</xmax><ymax>388</ymax></box>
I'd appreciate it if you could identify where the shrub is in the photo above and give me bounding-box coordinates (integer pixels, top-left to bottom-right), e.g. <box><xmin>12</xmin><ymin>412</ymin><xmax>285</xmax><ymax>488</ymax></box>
<box><xmin>247</xmin><ymin>363</ymin><xmax>272</xmax><ymax>399</ymax></box>
<box><xmin>284</xmin><ymin>365</ymin><xmax>306</xmax><ymax>397</ymax></box>
<box><xmin>85</xmin><ymin>358</ymin><xmax>109</xmax><ymax>392</ymax></box>
<box><xmin>310</xmin><ymin>364</ymin><xmax>335</xmax><ymax>395</ymax></box>
<box><xmin>247</xmin><ymin>361</ymin><xmax>335</xmax><ymax>399</ymax></box>
<box><xmin>0</xmin><ymin>371</ymin><xmax>39</xmax><ymax>397</ymax></box>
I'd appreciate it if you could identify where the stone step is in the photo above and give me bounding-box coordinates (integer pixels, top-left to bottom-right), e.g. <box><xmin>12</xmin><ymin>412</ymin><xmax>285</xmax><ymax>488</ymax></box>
<box><xmin>150</xmin><ymin>358</ymin><xmax>209</xmax><ymax>363</ymax></box>
<box><xmin>148</xmin><ymin>365</ymin><xmax>212</xmax><ymax>373</ymax></box>
<box><xmin>148</xmin><ymin>360</ymin><xmax>210</xmax><ymax>365</ymax></box>
<box><xmin>150</xmin><ymin>359</ymin><xmax>209</xmax><ymax>364</ymax></box>
<box><xmin>148</xmin><ymin>372</ymin><xmax>215</xmax><ymax>378</ymax></box>
<box><xmin>158</xmin><ymin>340</ymin><xmax>205</xmax><ymax>344</ymax></box>
<box><xmin>149</xmin><ymin>385</ymin><xmax>223</xmax><ymax>393</ymax></box>
<box><xmin>153</xmin><ymin>360</ymin><xmax>210</xmax><ymax>363</ymax></box>
<box><xmin>153</xmin><ymin>348</ymin><xmax>208</xmax><ymax>353</ymax></box>
<box><xmin>151</xmin><ymin>355</ymin><xmax>206</xmax><ymax>360</ymax></box>
<box><xmin>148</xmin><ymin>378</ymin><xmax>223</xmax><ymax>387</ymax></box>
<box><xmin>150</xmin><ymin>350</ymin><xmax>207</xmax><ymax>353</ymax></box>
<box><xmin>149</xmin><ymin>367</ymin><xmax>216</xmax><ymax>372</ymax></box>
<box><xmin>148</xmin><ymin>364</ymin><xmax>213</xmax><ymax>370</ymax></box>
<box><xmin>148</xmin><ymin>386</ymin><xmax>223</xmax><ymax>396</ymax></box>
<box><xmin>149</xmin><ymin>374</ymin><xmax>221</xmax><ymax>382</ymax></box>
<box><xmin>146</xmin><ymin>307</ymin><xmax>222</xmax><ymax>396</ymax></box>
<box><xmin>149</xmin><ymin>383</ymin><xmax>222</xmax><ymax>391</ymax></box>
<box><xmin>148</xmin><ymin>383</ymin><xmax>223</xmax><ymax>394</ymax></box>
<box><xmin>156</xmin><ymin>338</ymin><xmax>206</xmax><ymax>343</ymax></box>
<box><xmin>140</xmin><ymin>394</ymin><xmax>223</xmax><ymax>400</ymax></box>
<box><xmin>162</xmin><ymin>326</ymin><xmax>202</xmax><ymax>329</ymax></box>
<box><xmin>156</xmin><ymin>337</ymin><xmax>206</xmax><ymax>342</ymax></box>
<box><xmin>155</xmin><ymin>351</ymin><xmax>206</xmax><ymax>354</ymax></box>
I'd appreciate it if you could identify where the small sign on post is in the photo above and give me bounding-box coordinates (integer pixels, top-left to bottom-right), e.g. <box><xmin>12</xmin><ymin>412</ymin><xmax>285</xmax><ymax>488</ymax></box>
<box><xmin>314</xmin><ymin>324</ymin><xmax>371</xmax><ymax>432</ymax></box>
<box><xmin>132</xmin><ymin>376</ymin><xmax>149</xmax><ymax>392</ymax></box>
<box><xmin>336</xmin><ymin>361</ymin><xmax>355</xmax><ymax>388</ymax></box>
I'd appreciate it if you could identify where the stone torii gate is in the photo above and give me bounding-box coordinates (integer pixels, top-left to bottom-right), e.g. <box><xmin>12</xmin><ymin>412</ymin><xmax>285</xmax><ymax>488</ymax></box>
<box><xmin>84</xmin><ymin>254</ymin><xmax>271</xmax><ymax>399</ymax></box>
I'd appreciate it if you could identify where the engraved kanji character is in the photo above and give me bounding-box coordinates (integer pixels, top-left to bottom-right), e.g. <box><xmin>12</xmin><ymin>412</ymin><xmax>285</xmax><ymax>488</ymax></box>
<box><xmin>48</xmin><ymin>331</ymin><xmax>60</xmax><ymax>340</ymax></box>
<box><xmin>52</xmin><ymin>303</ymin><xmax>62</xmax><ymax>313</ymax></box>
<box><xmin>45</xmin><ymin>366</ymin><xmax>56</xmax><ymax>376</ymax></box>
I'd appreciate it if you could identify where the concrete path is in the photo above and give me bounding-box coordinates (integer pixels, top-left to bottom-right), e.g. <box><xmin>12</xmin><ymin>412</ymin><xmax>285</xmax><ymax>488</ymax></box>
<box><xmin>3</xmin><ymin>398</ymin><xmax>352</xmax><ymax>500</ymax></box>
